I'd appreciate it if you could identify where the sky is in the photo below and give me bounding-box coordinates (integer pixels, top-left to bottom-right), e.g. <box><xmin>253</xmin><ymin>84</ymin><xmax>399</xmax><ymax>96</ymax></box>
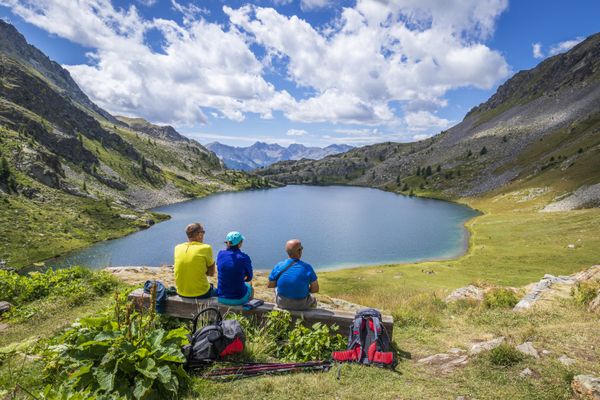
<box><xmin>0</xmin><ymin>1</ymin><xmax>599</xmax><ymax>147</ymax></box>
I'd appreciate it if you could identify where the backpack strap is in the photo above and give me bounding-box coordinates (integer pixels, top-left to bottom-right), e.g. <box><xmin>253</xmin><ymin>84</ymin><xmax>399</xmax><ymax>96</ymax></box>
<box><xmin>191</xmin><ymin>307</ymin><xmax>223</xmax><ymax>334</ymax></box>
<box><xmin>273</xmin><ymin>259</ymin><xmax>299</xmax><ymax>283</ymax></box>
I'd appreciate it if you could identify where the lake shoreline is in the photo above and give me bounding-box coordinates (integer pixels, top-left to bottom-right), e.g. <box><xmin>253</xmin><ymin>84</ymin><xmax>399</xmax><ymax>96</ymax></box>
<box><xmin>45</xmin><ymin>184</ymin><xmax>479</xmax><ymax>272</ymax></box>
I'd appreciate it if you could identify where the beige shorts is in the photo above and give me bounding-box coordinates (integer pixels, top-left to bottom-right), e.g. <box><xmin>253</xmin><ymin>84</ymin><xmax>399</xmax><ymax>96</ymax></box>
<box><xmin>275</xmin><ymin>293</ymin><xmax>317</xmax><ymax>311</ymax></box>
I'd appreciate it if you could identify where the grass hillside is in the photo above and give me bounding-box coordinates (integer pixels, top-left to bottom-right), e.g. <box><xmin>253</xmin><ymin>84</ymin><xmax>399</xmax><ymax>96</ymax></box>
<box><xmin>0</xmin><ymin>23</ymin><xmax>272</xmax><ymax>269</ymax></box>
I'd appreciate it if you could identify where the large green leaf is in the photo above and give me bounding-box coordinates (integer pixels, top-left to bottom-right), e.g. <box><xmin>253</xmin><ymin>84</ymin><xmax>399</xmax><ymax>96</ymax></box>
<box><xmin>156</xmin><ymin>365</ymin><xmax>172</xmax><ymax>385</ymax></box>
<box><xmin>147</xmin><ymin>329</ymin><xmax>165</xmax><ymax>349</ymax></box>
<box><xmin>133</xmin><ymin>376</ymin><xmax>153</xmax><ymax>400</ymax></box>
<box><xmin>69</xmin><ymin>363</ymin><xmax>92</xmax><ymax>379</ymax></box>
<box><xmin>136</xmin><ymin>358</ymin><xmax>158</xmax><ymax>379</ymax></box>
<box><xmin>93</xmin><ymin>366</ymin><xmax>115</xmax><ymax>392</ymax></box>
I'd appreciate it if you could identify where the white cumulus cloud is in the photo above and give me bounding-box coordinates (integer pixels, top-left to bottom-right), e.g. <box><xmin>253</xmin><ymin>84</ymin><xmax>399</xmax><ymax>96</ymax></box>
<box><xmin>286</xmin><ymin>129</ymin><xmax>308</xmax><ymax>136</ymax></box>
<box><xmin>532</xmin><ymin>42</ymin><xmax>543</xmax><ymax>59</ymax></box>
<box><xmin>3</xmin><ymin>0</ymin><xmax>511</xmax><ymax>135</ymax></box>
<box><xmin>549</xmin><ymin>37</ymin><xmax>584</xmax><ymax>56</ymax></box>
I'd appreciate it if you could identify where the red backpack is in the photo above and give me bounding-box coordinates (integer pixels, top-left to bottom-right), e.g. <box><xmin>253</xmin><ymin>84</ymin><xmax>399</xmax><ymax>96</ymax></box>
<box><xmin>332</xmin><ymin>308</ymin><xmax>396</xmax><ymax>368</ymax></box>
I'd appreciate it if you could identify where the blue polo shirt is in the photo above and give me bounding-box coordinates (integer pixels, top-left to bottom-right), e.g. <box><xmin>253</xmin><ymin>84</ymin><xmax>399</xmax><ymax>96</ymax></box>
<box><xmin>217</xmin><ymin>248</ymin><xmax>253</xmax><ymax>299</ymax></box>
<box><xmin>269</xmin><ymin>258</ymin><xmax>317</xmax><ymax>299</ymax></box>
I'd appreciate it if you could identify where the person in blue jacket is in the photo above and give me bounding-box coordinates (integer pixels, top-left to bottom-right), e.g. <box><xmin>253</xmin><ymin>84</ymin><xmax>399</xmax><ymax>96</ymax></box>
<box><xmin>216</xmin><ymin>231</ymin><xmax>253</xmax><ymax>305</ymax></box>
<box><xmin>268</xmin><ymin>239</ymin><xmax>319</xmax><ymax>310</ymax></box>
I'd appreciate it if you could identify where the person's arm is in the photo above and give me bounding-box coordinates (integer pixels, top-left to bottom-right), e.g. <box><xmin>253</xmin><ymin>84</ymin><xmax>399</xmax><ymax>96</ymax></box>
<box><xmin>206</xmin><ymin>262</ymin><xmax>216</xmax><ymax>277</ymax></box>
<box><xmin>267</xmin><ymin>266</ymin><xmax>278</xmax><ymax>288</ymax></box>
<box><xmin>206</xmin><ymin>247</ymin><xmax>215</xmax><ymax>277</ymax></box>
<box><xmin>244</xmin><ymin>255</ymin><xmax>253</xmax><ymax>282</ymax></box>
<box><xmin>307</xmin><ymin>265</ymin><xmax>318</xmax><ymax>293</ymax></box>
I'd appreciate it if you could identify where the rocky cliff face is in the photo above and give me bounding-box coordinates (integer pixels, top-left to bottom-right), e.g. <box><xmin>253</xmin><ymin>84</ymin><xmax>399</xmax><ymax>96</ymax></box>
<box><xmin>0</xmin><ymin>22</ymin><xmax>269</xmax><ymax>268</ymax></box>
<box><xmin>0</xmin><ymin>20</ymin><xmax>117</xmax><ymax>123</ymax></box>
<box><xmin>258</xmin><ymin>32</ymin><xmax>600</xmax><ymax>204</ymax></box>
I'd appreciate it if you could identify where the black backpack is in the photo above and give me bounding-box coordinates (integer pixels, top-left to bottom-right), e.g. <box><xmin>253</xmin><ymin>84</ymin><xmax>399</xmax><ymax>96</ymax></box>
<box><xmin>332</xmin><ymin>308</ymin><xmax>396</xmax><ymax>367</ymax></box>
<box><xmin>184</xmin><ymin>307</ymin><xmax>245</xmax><ymax>369</ymax></box>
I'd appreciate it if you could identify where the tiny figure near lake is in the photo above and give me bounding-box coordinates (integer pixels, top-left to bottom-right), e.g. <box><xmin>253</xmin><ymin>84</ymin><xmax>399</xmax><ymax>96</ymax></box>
<box><xmin>173</xmin><ymin>223</ymin><xmax>218</xmax><ymax>298</ymax></box>
<box><xmin>216</xmin><ymin>231</ymin><xmax>254</xmax><ymax>305</ymax></box>
<box><xmin>268</xmin><ymin>239</ymin><xmax>319</xmax><ymax>310</ymax></box>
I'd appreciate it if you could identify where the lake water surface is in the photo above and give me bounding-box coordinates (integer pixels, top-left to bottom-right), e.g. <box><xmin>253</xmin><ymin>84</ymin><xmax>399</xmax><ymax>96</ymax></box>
<box><xmin>51</xmin><ymin>185</ymin><xmax>478</xmax><ymax>271</ymax></box>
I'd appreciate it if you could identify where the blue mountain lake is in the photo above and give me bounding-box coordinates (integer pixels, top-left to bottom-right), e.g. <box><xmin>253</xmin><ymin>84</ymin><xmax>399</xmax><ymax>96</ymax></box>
<box><xmin>51</xmin><ymin>185</ymin><xmax>479</xmax><ymax>271</ymax></box>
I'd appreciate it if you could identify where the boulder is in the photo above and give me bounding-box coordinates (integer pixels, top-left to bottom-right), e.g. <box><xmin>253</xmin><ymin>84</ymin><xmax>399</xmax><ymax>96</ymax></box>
<box><xmin>513</xmin><ymin>274</ymin><xmax>576</xmax><ymax>311</ymax></box>
<box><xmin>417</xmin><ymin>352</ymin><xmax>469</xmax><ymax>373</ymax></box>
<box><xmin>588</xmin><ymin>292</ymin><xmax>600</xmax><ymax>313</ymax></box>
<box><xmin>469</xmin><ymin>337</ymin><xmax>505</xmax><ymax>355</ymax></box>
<box><xmin>445</xmin><ymin>285</ymin><xmax>485</xmax><ymax>303</ymax></box>
<box><xmin>558</xmin><ymin>355</ymin><xmax>576</xmax><ymax>366</ymax></box>
<box><xmin>0</xmin><ymin>301</ymin><xmax>12</xmax><ymax>314</ymax></box>
<box><xmin>516</xmin><ymin>342</ymin><xmax>540</xmax><ymax>358</ymax></box>
<box><xmin>572</xmin><ymin>375</ymin><xmax>600</xmax><ymax>399</ymax></box>
<box><xmin>520</xmin><ymin>367</ymin><xmax>541</xmax><ymax>379</ymax></box>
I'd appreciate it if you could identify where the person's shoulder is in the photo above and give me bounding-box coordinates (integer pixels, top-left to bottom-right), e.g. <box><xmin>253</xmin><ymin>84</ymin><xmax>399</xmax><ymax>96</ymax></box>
<box><xmin>298</xmin><ymin>259</ymin><xmax>313</xmax><ymax>268</ymax></box>
<box><xmin>174</xmin><ymin>242</ymin><xmax>187</xmax><ymax>251</ymax></box>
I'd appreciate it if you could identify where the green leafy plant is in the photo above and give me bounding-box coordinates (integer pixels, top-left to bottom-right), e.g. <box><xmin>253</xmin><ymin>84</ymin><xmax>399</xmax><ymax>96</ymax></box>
<box><xmin>0</xmin><ymin>267</ymin><xmax>118</xmax><ymax>307</ymax></box>
<box><xmin>483</xmin><ymin>288</ymin><xmax>519</xmax><ymax>309</ymax></box>
<box><xmin>571</xmin><ymin>281</ymin><xmax>600</xmax><ymax>305</ymax></box>
<box><xmin>226</xmin><ymin>311</ymin><xmax>346</xmax><ymax>362</ymax></box>
<box><xmin>488</xmin><ymin>344</ymin><xmax>524</xmax><ymax>367</ymax></box>
<box><xmin>284</xmin><ymin>321</ymin><xmax>346</xmax><ymax>362</ymax></box>
<box><xmin>44</xmin><ymin>290</ymin><xmax>189</xmax><ymax>399</ymax></box>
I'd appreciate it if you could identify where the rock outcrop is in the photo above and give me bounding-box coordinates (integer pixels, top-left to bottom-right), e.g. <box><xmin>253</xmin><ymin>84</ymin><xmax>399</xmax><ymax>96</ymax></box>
<box><xmin>513</xmin><ymin>266</ymin><xmax>600</xmax><ymax>311</ymax></box>
<box><xmin>572</xmin><ymin>375</ymin><xmax>600</xmax><ymax>399</ymax></box>
<box><xmin>444</xmin><ymin>285</ymin><xmax>485</xmax><ymax>303</ymax></box>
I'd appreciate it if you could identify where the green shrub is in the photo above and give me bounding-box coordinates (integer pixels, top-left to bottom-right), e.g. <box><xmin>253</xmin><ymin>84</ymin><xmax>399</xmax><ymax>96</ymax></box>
<box><xmin>284</xmin><ymin>321</ymin><xmax>346</xmax><ymax>362</ymax></box>
<box><xmin>571</xmin><ymin>281</ymin><xmax>600</xmax><ymax>305</ymax></box>
<box><xmin>0</xmin><ymin>267</ymin><xmax>119</xmax><ymax>308</ymax></box>
<box><xmin>44</xmin><ymin>292</ymin><xmax>189</xmax><ymax>399</ymax></box>
<box><xmin>483</xmin><ymin>288</ymin><xmax>519</xmax><ymax>309</ymax></box>
<box><xmin>226</xmin><ymin>311</ymin><xmax>346</xmax><ymax>362</ymax></box>
<box><xmin>488</xmin><ymin>344</ymin><xmax>524</xmax><ymax>367</ymax></box>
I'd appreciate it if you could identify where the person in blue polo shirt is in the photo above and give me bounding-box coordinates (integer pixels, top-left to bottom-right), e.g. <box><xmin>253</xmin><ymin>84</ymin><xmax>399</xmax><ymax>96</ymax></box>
<box><xmin>268</xmin><ymin>239</ymin><xmax>319</xmax><ymax>310</ymax></box>
<box><xmin>216</xmin><ymin>231</ymin><xmax>253</xmax><ymax>305</ymax></box>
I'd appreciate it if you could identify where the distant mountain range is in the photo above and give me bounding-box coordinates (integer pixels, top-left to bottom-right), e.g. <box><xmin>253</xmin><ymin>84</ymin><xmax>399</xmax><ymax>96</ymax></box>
<box><xmin>206</xmin><ymin>142</ymin><xmax>353</xmax><ymax>170</ymax></box>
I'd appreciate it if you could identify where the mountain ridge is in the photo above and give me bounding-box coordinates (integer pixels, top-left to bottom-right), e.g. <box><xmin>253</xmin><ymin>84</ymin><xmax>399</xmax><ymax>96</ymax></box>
<box><xmin>206</xmin><ymin>141</ymin><xmax>353</xmax><ymax>170</ymax></box>
<box><xmin>0</xmin><ymin>21</ymin><xmax>269</xmax><ymax>268</ymax></box>
<box><xmin>257</xmin><ymin>31</ymin><xmax>600</xmax><ymax>207</ymax></box>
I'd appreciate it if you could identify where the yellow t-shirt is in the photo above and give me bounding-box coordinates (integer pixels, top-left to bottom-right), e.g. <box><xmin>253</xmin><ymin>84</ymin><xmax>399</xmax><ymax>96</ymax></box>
<box><xmin>174</xmin><ymin>241</ymin><xmax>214</xmax><ymax>297</ymax></box>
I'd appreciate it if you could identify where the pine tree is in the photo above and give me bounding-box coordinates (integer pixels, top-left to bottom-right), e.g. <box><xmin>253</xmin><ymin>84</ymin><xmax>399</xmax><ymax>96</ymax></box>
<box><xmin>0</xmin><ymin>156</ymin><xmax>9</xmax><ymax>181</ymax></box>
<box><xmin>425</xmin><ymin>165</ymin><xmax>432</xmax><ymax>177</ymax></box>
<box><xmin>396</xmin><ymin>176</ymin><xmax>401</xmax><ymax>184</ymax></box>
<box><xmin>402</xmin><ymin>183</ymin><xmax>409</xmax><ymax>191</ymax></box>
<box><xmin>480</xmin><ymin>146</ymin><xmax>488</xmax><ymax>155</ymax></box>
<box><xmin>436</xmin><ymin>165</ymin><xmax>441</xmax><ymax>173</ymax></box>
<box><xmin>416</xmin><ymin>166</ymin><xmax>421</xmax><ymax>176</ymax></box>
<box><xmin>467</xmin><ymin>149</ymin><xmax>472</xmax><ymax>157</ymax></box>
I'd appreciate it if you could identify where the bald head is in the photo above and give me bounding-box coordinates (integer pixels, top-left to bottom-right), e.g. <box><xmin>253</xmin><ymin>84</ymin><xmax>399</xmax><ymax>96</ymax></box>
<box><xmin>285</xmin><ymin>239</ymin><xmax>303</xmax><ymax>259</ymax></box>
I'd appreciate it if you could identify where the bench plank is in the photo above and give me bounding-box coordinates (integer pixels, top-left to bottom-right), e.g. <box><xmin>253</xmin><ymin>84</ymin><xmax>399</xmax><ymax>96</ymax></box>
<box><xmin>128</xmin><ymin>289</ymin><xmax>393</xmax><ymax>337</ymax></box>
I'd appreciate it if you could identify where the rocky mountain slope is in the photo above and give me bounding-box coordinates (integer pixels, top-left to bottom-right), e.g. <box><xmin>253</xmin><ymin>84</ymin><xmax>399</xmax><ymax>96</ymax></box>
<box><xmin>0</xmin><ymin>21</ymin><xmax>268</xmax><ymax>268</ymax></box>
<box><xmin>258</xmin><ymin>32</ymin><xmax>600</xmax><ymax>208</ymax></box>
<box><xmin>206</xmin><ymin>141</ymin><xmax>352</xmax><ymax>170</ymax></box>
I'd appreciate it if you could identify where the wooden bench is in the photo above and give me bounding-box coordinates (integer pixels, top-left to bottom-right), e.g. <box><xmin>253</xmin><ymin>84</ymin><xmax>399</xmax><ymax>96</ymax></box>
<box><xmin>128</xmin><ymin>289</ymin><xmax>394</xmax><ymax>337</ymax></box>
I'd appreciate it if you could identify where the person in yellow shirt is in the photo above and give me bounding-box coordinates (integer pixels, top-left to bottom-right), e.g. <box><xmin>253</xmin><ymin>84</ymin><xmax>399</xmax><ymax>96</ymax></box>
<box><xmin>174</xmin><ymin>222</ymin><xmax>217</xmax><ymax>298</ymax></box>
